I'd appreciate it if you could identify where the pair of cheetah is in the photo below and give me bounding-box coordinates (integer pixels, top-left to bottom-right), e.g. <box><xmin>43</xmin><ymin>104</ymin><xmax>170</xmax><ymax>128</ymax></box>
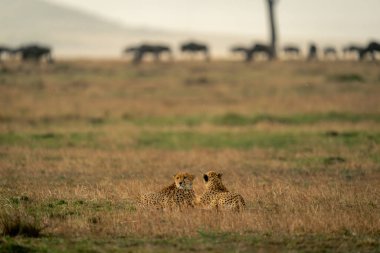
<box><xmin>138</xmin><ymin>171</ymin><xmax>245</xmax><ymax>211</ymax></box>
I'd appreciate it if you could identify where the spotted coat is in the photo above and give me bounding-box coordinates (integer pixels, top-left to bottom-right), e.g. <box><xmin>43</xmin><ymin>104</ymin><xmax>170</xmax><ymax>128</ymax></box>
<box><xmin>198</xmin><ymin>171</ymin><xmax>245</xmax><ymax>212</ymax></box>
<box><xmin>139</xmin><ymin>172</ymin><xmax>196</xmax><ymax>210</ymax></box>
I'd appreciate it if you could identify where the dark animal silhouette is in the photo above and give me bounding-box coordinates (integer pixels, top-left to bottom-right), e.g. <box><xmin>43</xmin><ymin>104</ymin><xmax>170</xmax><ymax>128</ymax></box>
<box><xmin>307</xmin><ymin>43</ymin><xmax>318</xmax><ymax>61</ymax></box>
<box><xmin>343</xmin><ymin>45</ymin><xmax>364</xmax><ymax>59</ymax></box>
<box><xmin>124</xmin><ymin>46</ymin><xmax>139</xmax><ymax>54</ymax></box>
<box><xmin>359</xmin><ymin>41</ymin><xmax>380</xmax><ymax>61</ymax></box>
<box><xmin>324</xmin><ymin>46</ymin><xmax>338</xmax><ymax>60</ymax></box>
<box><xmin>124</xmin><ymin>44</ymin><xmax>172</xmax><ymax>64</ymax></box>
<box><xmin>153</xmin><ymin>45</ymin><xmax>172</xmax><ymax>60</ymax></box>
<box><xmin>343</xmin><ymin>45</ymin><xmax>362</xmax><ymax>54</ymax></box>
<box><xmin>230</xmin><ymin>46</ymin><xmax>250</xmax><ymax>60</ymax></box>
<box><xmin>230</xmin><ymin>46</ymin><xmax>251</xmax><ymax>61</ymax></box>
<box><xmin>180</xmin><ymin>42</ymin><xmax>209</xmax><ymax>61</ymax></box>
<box><xmin>283</xmin><ymin>45</ymin><xmax>301</xmax><ymax>58</ymax></box>
<box><xmin>246</xmin><ymin>43</ymin><xmax>272</xmax><ymax>62</ymax></box>
<box><xmin>13</xmin><ymin>44</ymin><xmax>53</xmax><ymax>63</ymax></box>
<box><xmin>230</xmin><ymin>46</ymin><xmax>250</xmax><ymax>54</ymax></box>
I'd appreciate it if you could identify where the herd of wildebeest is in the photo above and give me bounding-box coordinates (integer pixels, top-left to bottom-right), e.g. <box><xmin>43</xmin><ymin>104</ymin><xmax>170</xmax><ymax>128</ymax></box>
<box><xmin>0</xmin><ymin>40</ymin><xmax>379</xmax><ymax>65</ymax></box>
<box><xmin>0</xmin><ymin>44</ymin><xmax>53</xmax><ymax>65</ymax></box>
<box><xmin>124</xmin><ymin>41</ymin><xmax>380</xmax><ymax>63</ymax></box>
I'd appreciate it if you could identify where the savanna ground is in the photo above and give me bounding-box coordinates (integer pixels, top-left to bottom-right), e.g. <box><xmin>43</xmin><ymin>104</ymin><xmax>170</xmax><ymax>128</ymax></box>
<box><xmin>0</xmin><ymin>59</ymin><xmax>380</xmax><ymax>252</ymax></box>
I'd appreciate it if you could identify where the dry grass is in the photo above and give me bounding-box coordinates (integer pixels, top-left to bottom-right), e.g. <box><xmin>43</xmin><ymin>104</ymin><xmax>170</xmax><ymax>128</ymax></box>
<box><xmin>0</xmin><ymin>207</ymin><xmax>45</xmax><ymax>237</ymax></box>
<box><xmin>1</xmin><ymin>61</ymin><xmax>380</xmax><ymax>121</ymax></box>
<box><xmin>1</xmin><ymin>148</ymin><xmax>379</xmax><ymax>238</ymax></box>
<box><xmin>0</xmin><ymin>60</ymin><xmax>380</xmax><ymax>252</ymax></box>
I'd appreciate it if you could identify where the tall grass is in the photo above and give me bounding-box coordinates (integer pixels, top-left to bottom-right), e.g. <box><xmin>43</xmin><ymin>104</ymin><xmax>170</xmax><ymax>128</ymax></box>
<box><xmin>1</xmin><ymin>148</ymin><xmax>379</xmax><ymax>238</ymax></box>
<box><xmin>0</xmin><ymin>208</ymin><xmax>45</xmax><ymax>237</ymax></box>
<box><xmin>0</xmin><ymin>61</ymin><xmax>379</xmax><ymax>251</ymax></box>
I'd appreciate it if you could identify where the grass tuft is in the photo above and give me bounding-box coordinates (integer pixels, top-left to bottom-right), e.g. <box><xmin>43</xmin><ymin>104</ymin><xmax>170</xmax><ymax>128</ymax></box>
<box><xmin>0</xmin><ymin>209</ymin><xmax>45</xmax><ymax>238</ymax></box>
<box><xmin>324</xmin><ymin>156</ymin><xmax>346</xmax><ymax>165</ymax></box>
<box><xmin>329</xmin><ymin>73</ymin><xmax>365</xmax><ymax>83</ymax></box>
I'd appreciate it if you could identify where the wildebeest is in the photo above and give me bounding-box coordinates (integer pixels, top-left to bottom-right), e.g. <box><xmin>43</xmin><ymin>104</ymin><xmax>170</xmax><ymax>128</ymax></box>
<box><xmin>359</xmin><ymin>41</ymin><xmax>380</xmax><ymax>61</ymax></box>
<box><xmin>180</xmin><ymin>41</ymin><xmax>209</xmax><ymax>61</ymax></box>
<box><xmin>124</xmin><ymin>46</ymin><xmax>139</xmax><ymax>54</ymax></box>
<box><xmin>230</xmin><ymin>46</ymin><xmax>250</xmax><ymax>60</ymax></box>
<box><xmin>283</xmin><ymin>45</ymin><xmax>301</xmax><ymax>59</ymax></box>
<box><xmin>245</xmin><ymin>43</ymin><xmax>272</xmax><ymax>62</ymax></box>
<box><xmin>323</xmin><ymin>46</ymin><xmax>338</xmax><ymax>60</ymax></box>
<box><xmin>307</xmin><ymin>43</ymin><xmax>318</xmax><ymax>61</ymax></box>
<box><xmin>342</xmin><ymin>45</ymin><xmax>363</xmax><ymax>59</ymax></box>
<box><xmin>230</xmin><ymin>46</ymin><xmax>250</xmax><ymax>54</ymax></box>
<box><xmin>124</xmin><ymin>44</ymin><xmax>172</xmax><ymax>64</ymax></box>
<box><xmin>13</xmin><ymin>44</ymin><xmax>53</xmax><ymax>63</ymax></box>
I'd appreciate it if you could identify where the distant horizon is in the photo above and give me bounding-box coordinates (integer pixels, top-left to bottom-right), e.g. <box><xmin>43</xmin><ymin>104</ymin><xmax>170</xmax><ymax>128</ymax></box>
<box><xmin>2</xmin><ymin>0</ymin><xmax>379</xmax><ymax>58</ymax></box>
<box><xmin>45</xmin><ymin>0</ymin><xmax>380</xmax><ymax>44</ymax></box>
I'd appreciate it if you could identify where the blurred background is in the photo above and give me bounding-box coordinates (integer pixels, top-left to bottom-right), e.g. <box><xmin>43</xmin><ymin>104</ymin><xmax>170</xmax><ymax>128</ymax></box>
<box><xmin>1</xmin><ymin>0</ymin><xmax>379</xmax><ymax>58</ymax></box>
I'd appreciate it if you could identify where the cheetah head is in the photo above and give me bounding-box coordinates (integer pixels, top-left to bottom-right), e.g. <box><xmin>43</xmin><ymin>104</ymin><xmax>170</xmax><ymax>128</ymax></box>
<box><xmin>173</xmin><ymin>172</ymin><xmax>195</xmax><ymax>190</ymax></box>
<box><xmin>202</xmin><ymin>171</ymin><xmax>224</xmax><ymax>190</ymax></box>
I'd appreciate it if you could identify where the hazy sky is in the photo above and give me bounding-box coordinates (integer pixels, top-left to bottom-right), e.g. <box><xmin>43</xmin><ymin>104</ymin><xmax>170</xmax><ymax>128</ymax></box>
<box><xmin>46</xmin><ymin>0</ymin><xmax>380</xmax><ymax>42</ymax></box>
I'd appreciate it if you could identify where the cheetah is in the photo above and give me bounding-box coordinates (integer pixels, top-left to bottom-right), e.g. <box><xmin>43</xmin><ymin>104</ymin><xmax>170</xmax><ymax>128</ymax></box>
<box><xmin>138</xmin><ymin>172</ymin><xmax>196</xmax><ymax>210</ymax></box>
<box><xmin>197</xmin><ymin>171</ymin><xmax>245</xmax><ymax>212</ymax></box>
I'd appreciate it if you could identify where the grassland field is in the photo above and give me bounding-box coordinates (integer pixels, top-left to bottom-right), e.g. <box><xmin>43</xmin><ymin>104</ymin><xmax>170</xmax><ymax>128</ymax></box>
<box><xmin>0</xmin><ymin>60</ymin><xmax>380</xmax><ymax>252</ymax></box>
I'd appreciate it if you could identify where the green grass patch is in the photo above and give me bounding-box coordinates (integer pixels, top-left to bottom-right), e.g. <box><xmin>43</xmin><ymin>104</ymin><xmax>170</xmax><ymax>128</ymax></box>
<box><xmin>136</xmin><ymin>130</ymin><xmax>380</xmax><ymax>150</ymax></box>
<box><xmin>0</xmin><ymin>132</ymin><xmax>100</xmax><ymax>149</ymax></box>
<box><xmin>326</xmin><ymin>131</ymin><xmax>380</xmax><ymax>146</ymax></box>
<box><xmin>0</xmin><ymin>233</ymin><xmax>379</xmax><ymax>253</ymax></box>
<box><xmin>213</xmin><ymin>112</ymin><xmax>380</xmax><ymax>126</ymax></box>
<box><xmin>137</xmin><ymin>131</ymin><xmax>303</xmax><ymax>150</ymax></box>
<box><xmin>5</xmin><ymin>198</ymin><xmax>136</xmax><ymax>223</ymax></box>
<box><xmin>122</xmin><ymin>114</ymin><xmax>204</xmax><ymax>127</ymax></box>
<box><xmin>3</xmin><ymin>112</ymin><xmax>380</xmax><ymax>128</ymax></box>
<box><xmin>329</xmin><ymin>73</ymin><xmax>365</xmax><ymax>83</ymax></box>
<box><xmin>124</xmin><ymin>112</ymin><xmax>380</xmax><ymax>127</ymax></box>
<box><xmin>213</xmin><ymin>113</ymin><xmax>290</xmax><ymax>126</ymax></box>
<box><xmin>1</xmin><ymin>129</ymin><xmax>378</xmax><ymax>151</ymax></box>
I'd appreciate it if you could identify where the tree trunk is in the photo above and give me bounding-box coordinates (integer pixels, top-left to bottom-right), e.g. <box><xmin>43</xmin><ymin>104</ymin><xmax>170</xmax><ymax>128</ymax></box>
<box><xmin>267</xmin><ymin>0</ymin><xmax>277</xmax><ymax>60</ymax></box>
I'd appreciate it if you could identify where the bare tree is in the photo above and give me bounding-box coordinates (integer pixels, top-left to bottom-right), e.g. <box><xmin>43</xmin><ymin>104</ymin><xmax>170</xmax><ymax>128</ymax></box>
<box><xmin>267</xmin><ymin>0</ymin><xmax>278</xmax><ymax>60</ymax></box>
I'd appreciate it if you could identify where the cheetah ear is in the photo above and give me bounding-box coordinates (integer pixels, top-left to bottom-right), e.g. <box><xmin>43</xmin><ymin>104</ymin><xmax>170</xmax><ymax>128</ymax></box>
<box><xmin>203</xmin><ymin>174</ymin><xmax>208</xmax><ymax>182</ymax></box>
<box><xmin>217</xmin><ymin>173</ymin><xmax>223</xmax><ymax>179</ymax></box>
